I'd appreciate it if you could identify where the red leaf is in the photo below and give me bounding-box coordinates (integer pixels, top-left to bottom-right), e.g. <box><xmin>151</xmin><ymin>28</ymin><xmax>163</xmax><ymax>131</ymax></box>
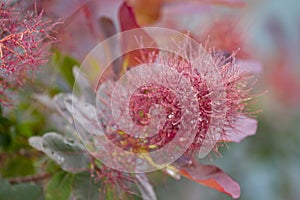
<box><xmin>221</xmin><ymin>115</ymin><xmax>258</xmax><ymax>143</ymax></box>
<box><xmin>118</xmin><ymin>2</ymin><xmax>158</xmax><ymax>69</ymax></box>
<box><xmin>179</xmin><ymin>164</ymin><xmax>240</xmax><ymax>199</ymax></box>
<box><xmin>119</xmin><ymin>2</ymin><xmax>140</xmax><ymax>31</ymax></box>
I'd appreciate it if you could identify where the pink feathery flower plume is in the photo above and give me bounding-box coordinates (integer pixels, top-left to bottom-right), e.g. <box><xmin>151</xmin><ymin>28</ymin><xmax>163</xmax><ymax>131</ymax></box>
<box><xmin>0</xmin><ymin>2</ymin><xmax>57</xmax><ymax>105</ymax></box>
<box><xmin>93</xmin><ymin>3</ymin><xmax>258</xmax><ymax>199</ymax></box>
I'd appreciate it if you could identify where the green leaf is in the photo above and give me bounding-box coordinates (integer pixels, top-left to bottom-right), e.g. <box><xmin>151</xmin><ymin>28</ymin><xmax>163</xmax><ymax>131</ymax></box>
<box><xmin>0</xmin><ymin>116</ymin><xmax>12</xmax><ymax>150</ymax></box>
<box><xmin>72</xmin><ymin>67</ymin><xmax>94</xmax><ymax>104</ymax></box>
<box><xmin>54</xmin><ymin>94</ymin><xmax>103</xmax><ymax>137</ymax></box>
<box><xmin>46</xmin><ymin>161</ymin><xmax>61</xmax><ymax>174</ymax></box>
<box><xmin>0</xmin><ymin>116</ymin><xmax>11</xmax><ymax>130</ymax></box>
<box><xmin>0</xmin><ymin>176</ymin><xmax>11</xmax><ymax>197</ymax></box>
<box><xmin>46</xmin><ymin>171</ymin><xmax>73</xmax><ymax>200</ymax></box>
<box><xmin>11</xmin><ymin>183</ymin><xmax>43</xmax><ymax>200</ymax></box>
<box><xmin>0</xmin><ymin>132</ymin><xmax>11</xmax><ymax>150</ymax></box>
<box><xmin>17</xmin><ymin>122</ymin><xmax>35</xmax><ymax>138</ymax></box>
<box><xmin>29</xmin><ymin>132</ymin><xmax>90</xmax><ymax>173</ymax></box>
<box><xmin>54</xmin><ymin>51</ymin><xmax>80</xmax><ymax>87</ymax></box>
<box><xmin>0</xmin><ymin>176</ymin><xmax>43</xmax><ymax>200</ymax></box>
<box><xmin>10</xmin><ymin>101</ymin><xmax>46</xmax><ymax>139</ymax></box>
<box><xmin>70</xmin><ymin>172</ymin><xmax>103</xmax><ymax>200</ymax></box>
<box><xmin>1</xmin><ymin>157</ymin><xmax>35</xmax><ymax>178</ymax></box>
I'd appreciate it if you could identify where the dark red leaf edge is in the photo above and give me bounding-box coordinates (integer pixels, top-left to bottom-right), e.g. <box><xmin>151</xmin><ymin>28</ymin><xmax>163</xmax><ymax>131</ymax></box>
<box><xmin>179</xmin><ymin>164</ymin><xmax>241</xmax><ymax>199</ymax></box>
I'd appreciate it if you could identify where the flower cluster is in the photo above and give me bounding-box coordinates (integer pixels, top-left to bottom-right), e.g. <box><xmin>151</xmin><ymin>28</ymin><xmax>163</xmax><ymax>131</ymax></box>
<box><xmin>93</xmin><ymin>3</ymin><xmax>258</xmax><ymax>198</ymax></box>
<box><xmin>28</xmin><ymin>1</ymin><xmax>259</xmax><ymax>199</ymax></box>
<box><xmin>0</xmin><ymin>2</ymin><xmax>56</xmax><ymax>104</ymax></box>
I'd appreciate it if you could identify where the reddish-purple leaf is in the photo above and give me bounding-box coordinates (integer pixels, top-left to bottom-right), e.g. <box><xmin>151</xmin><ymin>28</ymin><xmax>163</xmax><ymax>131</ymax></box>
<box><xmin>179</xmin><ymin>164</ymin><xmax>240</xmax><ymax>199</ymax></box>
<box><xmin>118</xmin><ymin>2</ymin><xmax>158</xmax><ymax>69</ymax></box>
<box><xmin>221</xmin><ymin>115</ymin><xmax>258</xmax><ymax>143</ymax></box>
<box><xmin>119</xmin><ymin>2</ymin><xmax>140</xmax><ymax>31</ymax></box>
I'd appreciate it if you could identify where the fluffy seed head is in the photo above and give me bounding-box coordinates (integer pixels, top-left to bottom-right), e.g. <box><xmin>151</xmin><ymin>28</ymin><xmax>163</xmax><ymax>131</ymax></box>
<box><xmin>97</xmin><ymin>38</ymin><xmax>254</xmax><ymax>163</ymax></box>
<box><xmin>0</xmin><ymin>2</ymin><xmax>57</xmax><ymax>104</ymax></box>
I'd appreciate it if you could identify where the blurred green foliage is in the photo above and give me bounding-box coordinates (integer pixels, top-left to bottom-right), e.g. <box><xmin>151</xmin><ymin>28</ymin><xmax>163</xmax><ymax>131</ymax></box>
<box><xmin>0</xmin><ymin>52</ymin><xmax>81</xmax><ymax>200</ymax></box>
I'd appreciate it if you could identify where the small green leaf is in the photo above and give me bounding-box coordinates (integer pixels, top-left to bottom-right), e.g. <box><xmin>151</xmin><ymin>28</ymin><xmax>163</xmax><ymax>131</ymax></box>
<box><xmin>46</xmin><ymin>171</ymin><xmax>73</xmax><ymax>200</ymax></box>
<box><xmin>71</xmin><ymin>172</ymin><xmax>103</xmax><ymax>200</ymax></box>
<box><xmin>29</xmin><ymin>132</ymin><xmax>90</xmax><ymax>173</ymax></box>
<box><xmin>28</xmin><ymin>136</ymin><xmax>43</xmax><ymax>151</ymax></box>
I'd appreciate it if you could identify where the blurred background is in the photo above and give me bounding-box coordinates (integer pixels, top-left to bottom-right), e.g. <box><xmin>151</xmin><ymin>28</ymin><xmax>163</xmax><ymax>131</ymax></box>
<box><xmin>154</xmin><ymin>0</ymin><xmax>300</xmax><ymax>199</ymax></box>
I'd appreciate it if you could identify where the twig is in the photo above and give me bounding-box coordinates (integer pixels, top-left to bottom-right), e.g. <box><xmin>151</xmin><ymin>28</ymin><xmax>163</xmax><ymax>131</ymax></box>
<box><xmin>8</xmin><ymin>173</ymin><xmax>51</xmax><ymax>184</ymax></box>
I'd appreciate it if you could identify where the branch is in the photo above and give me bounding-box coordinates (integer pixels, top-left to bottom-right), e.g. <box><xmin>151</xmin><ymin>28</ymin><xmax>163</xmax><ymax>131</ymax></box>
<box><xmin>8</xmin><ymin>173</ymin><xmax>51</xmax><ymax>184</ymax></box>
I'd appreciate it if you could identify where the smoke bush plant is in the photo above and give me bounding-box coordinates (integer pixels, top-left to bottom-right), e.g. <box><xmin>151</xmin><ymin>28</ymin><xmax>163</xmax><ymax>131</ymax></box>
<box><xmin>24</xmin><ymin>1</ymin><xmax>260</xmax><ymax>200</ymax></box>
<box><xmin>0</xmin><ymin>2</ymin><xmax>56</xmax><ymax>104</ymax></box>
